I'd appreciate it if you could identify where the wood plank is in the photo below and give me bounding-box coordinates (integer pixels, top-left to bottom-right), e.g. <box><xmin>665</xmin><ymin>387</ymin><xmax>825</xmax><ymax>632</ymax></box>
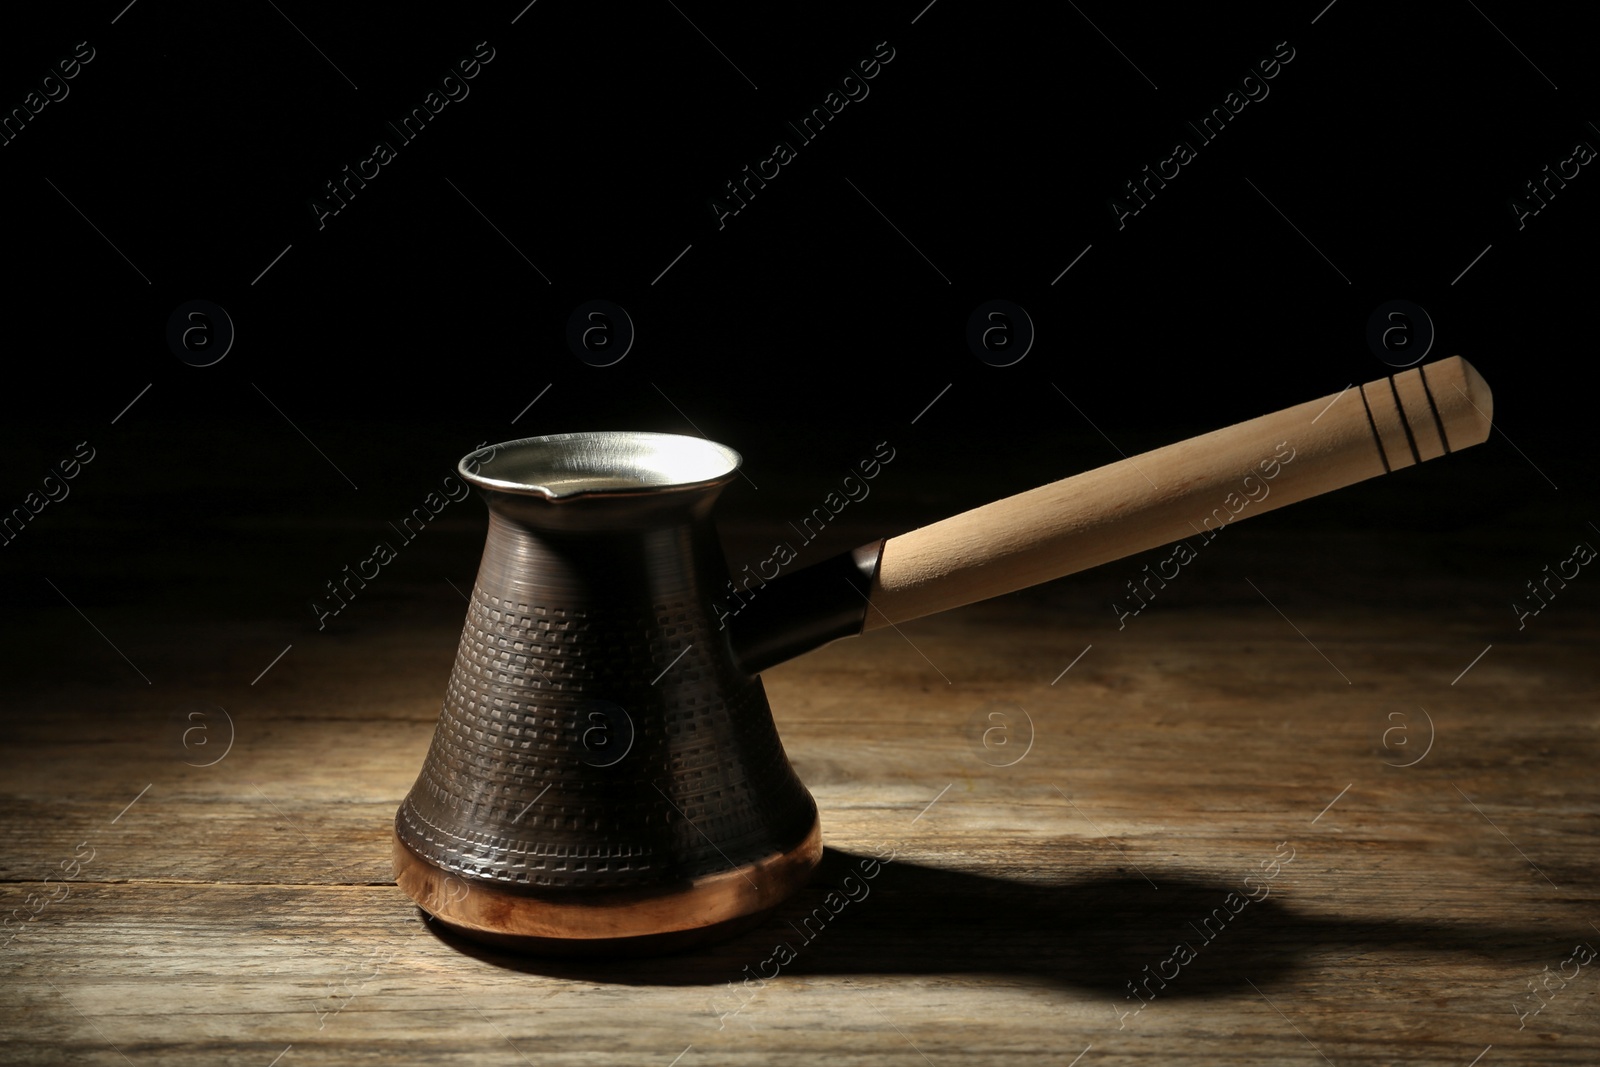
<box><xmin>3</xmin><ymin>511</ymin><xmax>1598</xmax><ymax>1064</ymax></box>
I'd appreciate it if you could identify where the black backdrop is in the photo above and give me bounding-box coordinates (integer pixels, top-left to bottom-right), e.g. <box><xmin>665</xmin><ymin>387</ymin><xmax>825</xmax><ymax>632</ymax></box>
<box><xmin>2</xmin><ymin>0</ymin><xmax>1593</xmax><ymax>649</ymax></box>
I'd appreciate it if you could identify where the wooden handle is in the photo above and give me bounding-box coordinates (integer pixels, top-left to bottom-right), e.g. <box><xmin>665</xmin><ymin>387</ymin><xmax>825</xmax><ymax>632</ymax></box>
<box><xmin>862</xmin><ymin>356</ymin><xmax>1493</xmax><ymax>630</ymax></box>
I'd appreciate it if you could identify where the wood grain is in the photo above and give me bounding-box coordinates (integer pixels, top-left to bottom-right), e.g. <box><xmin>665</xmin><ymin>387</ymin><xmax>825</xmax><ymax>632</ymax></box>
<box><xmin>3</xmin><ymin>504</ymin><xmax>1597</xmax><ymax>1065</ymax></box>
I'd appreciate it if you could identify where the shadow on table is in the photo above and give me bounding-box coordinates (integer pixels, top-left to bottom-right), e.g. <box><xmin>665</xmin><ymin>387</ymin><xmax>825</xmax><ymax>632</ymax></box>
<box><xmin>422</xmin><ymin>846</ymin><xmax>1546</xmax><ymax>999</ymax></box>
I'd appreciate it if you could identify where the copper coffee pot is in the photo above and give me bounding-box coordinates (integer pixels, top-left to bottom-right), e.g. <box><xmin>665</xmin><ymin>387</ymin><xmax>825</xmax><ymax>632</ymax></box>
<box><xmin>395</xmin><ymin>357</ymin><xmax>1493</xmax><ymax>953</ymax></box>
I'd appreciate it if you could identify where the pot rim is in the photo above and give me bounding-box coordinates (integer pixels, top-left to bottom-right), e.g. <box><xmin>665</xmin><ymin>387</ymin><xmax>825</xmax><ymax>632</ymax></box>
<box><xmin>459</xmin><ymin>430</ymin><xmax>743</xmax><ymax>501</ymax></box>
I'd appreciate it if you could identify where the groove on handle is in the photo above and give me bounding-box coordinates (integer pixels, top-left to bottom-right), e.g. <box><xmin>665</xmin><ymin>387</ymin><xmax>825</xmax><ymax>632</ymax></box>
<box><xmin>862</xmin><ymin>356</ymin><xmax>1493</xmax><ymax>631</ymax></box>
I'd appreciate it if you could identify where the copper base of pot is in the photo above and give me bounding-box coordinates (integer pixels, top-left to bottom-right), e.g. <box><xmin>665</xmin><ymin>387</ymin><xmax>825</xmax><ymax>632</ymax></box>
<box><xmin>393</xmin><ymin>816</ymin><xmax>823</xmax><ymax>956</ymax></box>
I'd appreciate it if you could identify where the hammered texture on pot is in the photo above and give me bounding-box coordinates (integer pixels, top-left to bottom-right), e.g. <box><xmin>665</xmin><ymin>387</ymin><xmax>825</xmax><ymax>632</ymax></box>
<box><xmin>397</xmin><ymin>500</ymin><xmax>818</xmax><ymax>893</ymax></box>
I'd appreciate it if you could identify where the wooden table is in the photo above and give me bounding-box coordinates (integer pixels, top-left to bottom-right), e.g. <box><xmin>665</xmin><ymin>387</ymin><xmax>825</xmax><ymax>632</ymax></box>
<box><xmin>3</xmin><ymin>463</ymin><xmax>1596</xmax><ymax>1065</ymax></box>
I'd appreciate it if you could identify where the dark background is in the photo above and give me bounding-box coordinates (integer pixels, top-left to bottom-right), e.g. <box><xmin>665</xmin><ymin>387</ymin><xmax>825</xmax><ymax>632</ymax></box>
<box><xmin>1</xmin><ymin>0</ymin><xmax>1592</xmax><ymax>686</ymax></box>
